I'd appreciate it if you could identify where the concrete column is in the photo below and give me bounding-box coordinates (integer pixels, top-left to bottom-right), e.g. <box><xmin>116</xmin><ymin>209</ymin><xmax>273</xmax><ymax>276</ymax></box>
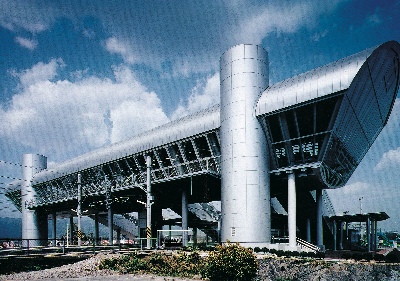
<box><xmin>339</xmin><ymin>221</ymin><xmax>343</xmax><ymax>250</ymax></box>
<box><xmin>182</xmin><ymin>187</ymin><xmax>188</xmax><ymax>247</ymax></box>
<box><xmin>371</xmin><ymin>219</ymin><xmax>375</xmax><ymax>251</ymax></box>
<box><xmin>69</xmin><ymin>215</ymin><xmax>74</xmax><ymax>245</ymax></box>
<box><xmin>193</xmin><ymin>228</ymin><xmax>198</xmax><ymax>246</ymax></box>
<box><xmin>21</xmin><ymin>154</ymin><xmax>48</xmax><ymax>247</ymax></box>
<box><xmin>51</xmin><ymin>212</ymin><xmax>57</xmax><ymax>246</ymax></box>
<box><xmin>316</xmin><ymin>189</ymin><xmax>324</xmax><ymax>247</ymax></box>
<box><xmin>220</xmin><ymin>44</ymin><xmax>270</xmax><ymax>247</ymax></box>
<box><xmin>306</xmin><ymin>218</ymin><xmax>311</xmax><ymax>243</ymax></box>
<box><xmin>333</xmin><ymin>220</ymin><xmax>337</xmax><ymax>251</ymax></box>
<box><xmin>367</xmin><ymin>217</ymin><xmax>370</xmax><ymax>252</ymax></box>
<box><xmin>116</xmin><ymin>228</ymin><xmax>121</xmax><ymax>245</ymax></box>
<box><xmin>288</xmin><ymin>172</ymin><xmax>297</xmax><ymax>249</ymax></box>
<box><xmin>94</xmin><ymin>212</ymin><xmax>99</xmax><ymax>245</ymax></box>
<box><xmin>374</xmin><ymin>220</ymin><xmax>378</xmax><ymax>251</ymax></box>
<box><xmin>108</xmin><ymin>207</ymin><xmax>113</xmax><ymax>246</ymax></box>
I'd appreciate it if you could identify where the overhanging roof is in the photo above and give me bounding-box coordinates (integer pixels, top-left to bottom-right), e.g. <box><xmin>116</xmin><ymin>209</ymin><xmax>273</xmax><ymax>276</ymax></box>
<box><xmin>256</xmin><ymin>45</ymin><xmax>375</xmax><ymax>116</ymax></box>
<box><xmin>30</xmin><ymin>104</ymin><xmax>220</xmax><ymax>185</ymax></box>
<box><xmin>329</xmin><ymin>212</ymin><xmax>389</xmax><ymax>222</ymax></box>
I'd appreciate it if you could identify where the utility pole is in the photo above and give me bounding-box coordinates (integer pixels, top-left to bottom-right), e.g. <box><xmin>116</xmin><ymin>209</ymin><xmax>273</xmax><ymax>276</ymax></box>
<box><xmin>146</xmin><ymin>155</ymin><xmax>153</xmax><ymax>249</ymax></box>
<box><xmin>77</xmin><ymin>173</ymin><xmax>82</xmax><ymax>246</ymax></box>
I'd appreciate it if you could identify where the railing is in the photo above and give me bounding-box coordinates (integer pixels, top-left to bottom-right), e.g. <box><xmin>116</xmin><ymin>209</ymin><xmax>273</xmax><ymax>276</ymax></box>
<box><xmin>27</xmin><ymin>156</ymin><xmax>221</xmax><ymax>209</ymax></box>
<box><xmin>296</xmin><ymin>237</ymin><xmax>322</xmax><ymax>253</ymax></box>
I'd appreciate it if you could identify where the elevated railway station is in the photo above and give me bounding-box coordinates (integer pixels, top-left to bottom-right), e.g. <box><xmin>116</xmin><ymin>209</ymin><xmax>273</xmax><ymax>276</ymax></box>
<box><xmin>5</xmin><ymin>40</ymin><xmax>400</xmax><ymax>251</ymax></box>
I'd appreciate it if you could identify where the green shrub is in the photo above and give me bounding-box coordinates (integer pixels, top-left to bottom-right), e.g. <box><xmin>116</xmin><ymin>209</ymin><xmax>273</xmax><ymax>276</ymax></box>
<box><xmin>203</xmin><ymin>242</ymin><xmax>258</xmax><ymax>281</ymax></box>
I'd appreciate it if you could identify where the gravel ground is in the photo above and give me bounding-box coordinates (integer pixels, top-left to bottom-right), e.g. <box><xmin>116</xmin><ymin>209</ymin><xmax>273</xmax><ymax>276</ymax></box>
<box><xmin>0</xmin><ymin>252</ymin><xmax>202</xmax><ymax>281</ymax></box>
<box><xmin>256</xmin><ymin>256</ymin><xmax>400</xmax><ymax>281</ymax></box>
<box><xmin>2</xmin><ymin>251</ymin><xmax>400</xmax><ymax>281</ymax></box>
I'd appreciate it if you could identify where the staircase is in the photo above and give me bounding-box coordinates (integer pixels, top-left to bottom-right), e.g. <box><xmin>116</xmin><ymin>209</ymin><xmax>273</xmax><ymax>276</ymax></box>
<box><xmin>88</xmin><ymin>213</ymin><xmax>138</xmax><ymax>240</ymax></box>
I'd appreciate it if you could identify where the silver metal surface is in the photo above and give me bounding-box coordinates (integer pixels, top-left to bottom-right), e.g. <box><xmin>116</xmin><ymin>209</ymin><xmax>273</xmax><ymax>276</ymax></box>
<box><xmin>21</xmin><ymin>154</ymin><xmax>48</xmax><ymax>246</ymax></box>
<box><xmin>31</xmin><ymin>104</ymin><xmax>220</xmax><ymax>185</ymax></box>
<box><xmin>256</xmin><ymin>47</ymin><xmax>372</xmax><ymax>116</ymax></box>
<box><xmin>220</xmin><ymin>44</ymin><xmax>271</xmax><ymax>245</ymax></box>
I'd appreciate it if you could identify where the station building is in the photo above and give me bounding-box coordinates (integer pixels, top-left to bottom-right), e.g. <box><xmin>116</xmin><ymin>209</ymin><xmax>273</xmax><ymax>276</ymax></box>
<box><xmin>6</xmin><ymin>40</ymin><xmax>400</xmax><ymax>251</ymax></box>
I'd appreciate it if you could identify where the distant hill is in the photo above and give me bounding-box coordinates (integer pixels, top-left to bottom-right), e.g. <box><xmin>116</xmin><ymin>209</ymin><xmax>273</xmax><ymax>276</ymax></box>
<box><xmin>0</xmin><ymin>217</ymin><xmax>22</xmax><ymax>238</ymax></box>
<box><xmin>0</xmin><ymin>216</ymin><xmax>124</xmax><ymax>240</ymax></box>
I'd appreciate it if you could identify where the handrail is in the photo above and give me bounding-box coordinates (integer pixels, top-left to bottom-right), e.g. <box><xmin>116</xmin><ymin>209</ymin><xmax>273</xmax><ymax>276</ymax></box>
<box><xmin>296</xmin><ymin>237</ymin><xmax>322</xmax><ymax>253</ymax></box>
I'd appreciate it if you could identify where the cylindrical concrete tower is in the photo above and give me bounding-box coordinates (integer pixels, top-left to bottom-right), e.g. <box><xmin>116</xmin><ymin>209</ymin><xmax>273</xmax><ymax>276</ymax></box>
<box><xmin>21</xmin><ymin>154</ymin><xmax>48</xmax><ymax>246</ymax></box>
<box><xmin>220</xmin><ymin>44</ymin><xmax>271</xmax><ymax>246</ymax></box>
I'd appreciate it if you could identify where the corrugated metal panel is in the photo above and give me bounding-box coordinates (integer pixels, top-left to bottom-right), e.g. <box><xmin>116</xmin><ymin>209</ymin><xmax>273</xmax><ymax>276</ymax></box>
<box><xmin>32</xmin><ymin>105</ymin><xmax>220</xmax><ymax>184</ymax></box>
<box><xmin>255</xmin><ymin>47</ymin><xmax>373</xmax><ymax>116</ymax></box>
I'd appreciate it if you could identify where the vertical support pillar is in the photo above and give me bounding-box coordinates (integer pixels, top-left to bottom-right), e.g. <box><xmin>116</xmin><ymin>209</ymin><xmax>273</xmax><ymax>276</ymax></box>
<box><xmin>116</xmin><ymin>228</ymin><xmax>121</xmax><ymax>245</ymax></box>
<box><xmin>288</xmin><ymin>172</ymin><xmax>297</xmax><ymax>249</ymax></box>
<box><xmin>220</xmin><ymin>44</ymin><xmax>271</xmax><ymax>247</ymax></box>
<box><xmin>108</xmin><ymin>207</ymin><xmax>113</xmax><ymax>246</ymax></box>
<box><xmin>333</xmin><ymin>220</ymin><xmax>337</xmax><ymax>251</ymax></box>
<box><xmin>51</xmin><ymin>212</ymin><xmax>57</xmax><ymax>246</ymax></box>
<box><xmin>146</xmin><ymin>155</ymin><xmax>152</xmax><ymax>249</ymax></box>
<box><xmin>77</xmin><ymin>173</ymin><xmax>82</xmax><ymax>246</ymax></box>
<box><xmin>69</xmin><ymin>215</ymin><xmax>74</xmax><ymax>245</ymax></box>
<box><xmin>21</xmin><ymin>154</ymin><xmax>48</xmax><ymax>247</ymax></box>
<box><xmin>94</xmin><ymin>212</ymin><xmax>99</xmax><ymax>245</ymax></box>
<box><xmin>339</xmin><ymin>221</ymin><xmax>343</xmax><ymax>250</ymax></box>
<box><xmin>371</xmin><ymin>218</ymin><xmax>375</xmax><ymax>251</ymax></box>
<box><xmin>193</xmin><ymin>228</ymin><xmax>198</xmax><ymax>246</ymax></box>
<box><xmin>367</xmin><ymin>216</ymin><xmax>371</xmax><ymax>252</ymax></box>
<box><xmin>374</xmin><ymin>220</ymin><xmax>378</xmax><ymax>251</ymax></box>
<box><xmin>182</xmin><ymin>187</ymin><xmax>188</xmax><ymax>247</ymax></box>
<box><xmin>306</xmin><ymin>218</ymin><xmax>311</xmax><ymax>243</ymax></box>
<box><xmin>316</xmin><ymin>189</ymin><xmax>324</xmax><ymax>248</ymax></box>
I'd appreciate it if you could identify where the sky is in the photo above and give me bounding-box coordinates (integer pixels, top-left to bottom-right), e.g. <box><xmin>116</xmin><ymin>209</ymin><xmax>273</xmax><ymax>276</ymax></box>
<box><xmin>0</xmin><ymin>0</ymin><xmax>400</xmax><ymax>231</ymax></box>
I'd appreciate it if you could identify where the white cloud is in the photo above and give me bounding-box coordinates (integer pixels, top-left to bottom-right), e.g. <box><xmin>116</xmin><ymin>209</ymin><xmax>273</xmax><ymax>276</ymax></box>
<box><xmin>11</xmin><ymin>58</ymin><xmax>64</xmax><ymax>88</ymax></box>
<box><xmin>15</xmin><ymin>36</ymin><xmax>38</xmax><ymax>50</ymax></box>
<box><xmin>1</xmin><ymin>61</ymin><xmax>169</xmax><ymax>161</ymax></box>
<box><xmin>171</xmin><ymin>72</ymin><xmax>220</xmax><ymax>120</ymax></box>
<box><xmin>366</xmin><ymin>8</ymin><xmax>383</xmax><ymax>26</ymax></box>
<box><xmin>0</xmin><ymin>1</ymin><xmax>51</xmax><ymax>33</ymax></box>
<box><xmin>229</xmin><ymin>0</ymin><xmax>346</xmax><ymax>44</ymax></box>
<box><xmin>374</xmin><ymin>147</ymin><xmax>400</xmax><ymax>171</ymax></box>
<box><xmin>105</xmin><ymin>37</ymin><xmax>137</xmax><ymax>64</ymax></box>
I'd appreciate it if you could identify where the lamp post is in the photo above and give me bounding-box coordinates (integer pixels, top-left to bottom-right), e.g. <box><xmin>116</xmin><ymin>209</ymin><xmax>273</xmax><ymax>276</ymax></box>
<box><xmin>77</xmin><ymin>173</ymin><xmax>82</xmax><ymax>246</ymax></box>
<box><xmin>146</xmin><ymin>155</ymin><xmax>152</xmax><ymax>249</ymax></box>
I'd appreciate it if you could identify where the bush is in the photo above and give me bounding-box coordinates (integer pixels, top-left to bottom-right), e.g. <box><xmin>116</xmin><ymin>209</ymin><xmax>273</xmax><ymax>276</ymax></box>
<box><xmin>254</xmin><ymin>247</ymin><xmax>261</xmax><ymax>253</ymax></box>
<box><xmin>99</xmin><ymin>251</ymin><xmax>204</xmax><ymax>278</ymax></box>
<box><xmin>204</xmin><ymin>242</ymin><xmax>258</xmax><ymax>281</ymax></box>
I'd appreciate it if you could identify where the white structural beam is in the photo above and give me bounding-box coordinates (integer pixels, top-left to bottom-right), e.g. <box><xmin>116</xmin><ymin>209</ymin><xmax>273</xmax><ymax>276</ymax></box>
<box><xmin>288</xmin><ymin>172</ymin><xmax>296</xmax><ymax>249</ymax></box>
<box><xmin>316</xmin><ymin>189</ymin><xmax>323</xmax><ymax>247</ymax></box>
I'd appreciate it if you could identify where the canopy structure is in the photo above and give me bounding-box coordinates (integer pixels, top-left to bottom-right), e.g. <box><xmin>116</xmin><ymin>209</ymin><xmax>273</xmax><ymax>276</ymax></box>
<box><xmin>256</xmin><ymin>41</ymin><xmax>400</xmax><ymax>188</ymax></box>
<box><xmin>5</xmin><ymin>41</ymin><xmax>400</xmax><ymax>250</ymax></box>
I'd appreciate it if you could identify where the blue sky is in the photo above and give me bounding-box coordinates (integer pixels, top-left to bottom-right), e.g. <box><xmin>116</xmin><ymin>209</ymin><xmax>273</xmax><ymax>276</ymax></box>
<box><xmin>1</xmin><ymin>0</ymin><xmax>400</xmax><ymax>231</ymax></box>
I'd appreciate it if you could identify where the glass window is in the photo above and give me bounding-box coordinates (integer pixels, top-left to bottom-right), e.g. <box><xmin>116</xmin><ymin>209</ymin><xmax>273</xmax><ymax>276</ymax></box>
<box><xmin>181</xmin><ymin>140</ymin><xmax>197</xmax><ymax>161</ymax></box>
<box><xmin>295</xmin><ymin>105</ymin><xmax>314</xmax><ymax>137</ymax></box>
<box><xmin>194</xmin><ymin>136</ymin><xmax>212</xmax><ymax>158</ymax></box>
<box><xmin>168</xmin><ymin>144</ymin><xmax>184</xmax><ymax>164</ymax></box>
<box><xmin>316</xmin><ymin>96</ymin><xmax>339</xmax><ymax>133</ymax></box>
<box><xmin>207</xmin><ymin>132</ymin><xmax>221</xmax><ymax>157</ymax></box>
<box><xmin>285</xmin><ymin>111</ymin><xmax>299</xmax><ymax>139</ymax></box>
<box><xmin>273</xmin><ymin>143</ymin><xmax>289</xmax><ymax>167</ymax></box>
<box><xmin>267</xmin><ymin>115</ymin><xmax>283</xmax><ymax>142</ymax></box>
<box><xmin>157</xmin><ymin>147</ymin><xmax>171</xmax><ymax>168</ymax></box>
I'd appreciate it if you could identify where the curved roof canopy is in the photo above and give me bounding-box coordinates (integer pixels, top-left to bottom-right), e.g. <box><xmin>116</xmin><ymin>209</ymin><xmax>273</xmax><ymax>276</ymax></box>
<box><xmin>30</xmin><ymin>104</ymin><xmax>220</xmax><ymax>185</ymax></box>
<box><xmin>257</xmin><ymin>41</ymin><xmax>400</xmax><ymax>188</ymax></box>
